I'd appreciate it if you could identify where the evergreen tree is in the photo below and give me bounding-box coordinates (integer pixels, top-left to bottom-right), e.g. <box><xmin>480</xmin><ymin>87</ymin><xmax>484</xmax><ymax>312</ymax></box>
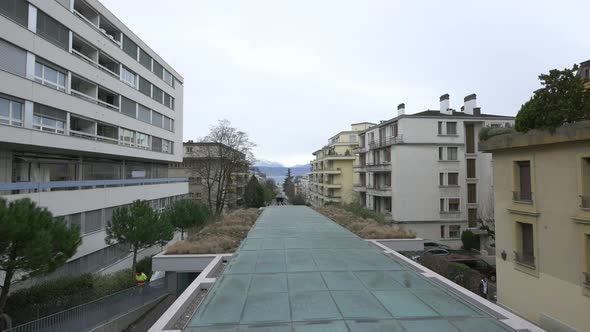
<box><xmin>105</xmin><ymin>200</ymin><xmax>174</xmax><ymax>277</ymax></box>
<box><xmin>0</xmin><ymin>198</ymin><xmax>80</xmax><ymax>316</ymax></box>
<box><xmin>282</xmin><ymin>168</ymin><xmax>295</xmax><ymax>199</ymax></box>
<box><xmin>244</xmin><ymin>175</ymin><xmax>261</xmax><ymax>208</ymax></box>
<box><xmin>162</xmin><ymin>200</ymin><xmax>209</xmax><ymax>240</ymax></box>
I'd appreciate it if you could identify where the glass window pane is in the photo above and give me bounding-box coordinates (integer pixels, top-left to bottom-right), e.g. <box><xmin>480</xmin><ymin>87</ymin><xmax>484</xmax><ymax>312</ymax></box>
<box><xmin>138</xmin><ymin>104</ymin><xmax>151</xmax><ymax>124</ymax></box>
<box><xmin>152</xmin><ymin>61</ymin><xmax>164</xmax><ymax>79</ymax></box>
<box><xmin>11</xmin><ymin>101</ymin><xmax>22</xmax><ymax>119</ymax></box>
<box><xmin>58</xmin><ymin>73</ymin><xmax>66</xmax><ymax>88</ymax></box>
<box><xmin>45</xmin><ymin>66</ymin><xmax>58</xmax><ymax>83</ymax></box>
<box><xmin>0</xmin><ymin>98</ymin><xmax>9</xmax><ymax>117</ymax></box>
<box><xmin>35</xmin><ymin>62</ymin><xmax>43</xmax><ymax>78</ymax></box>
<box><xmin>151</xmin><ymin>111</ymin><xmax>163</xmax><ymax>127</ymax></box>
<box><xmin>139</xmin><ymin>76</ymin><xmax>151</xmax><ymax>97</ymax></box>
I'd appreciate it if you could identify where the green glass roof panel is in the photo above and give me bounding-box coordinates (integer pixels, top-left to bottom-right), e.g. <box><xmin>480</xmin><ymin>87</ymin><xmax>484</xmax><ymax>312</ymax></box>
<box><xmin>372</xmin><ymin>290</ymin><xmax>439</xmax><ymax>318</ymax></box>
<box><xmin>346</xmin><ymin>319</ymin><xmax>404</xmax><ymax>332</ymax></box>
<box><xmin>241</xmin><ymin>291</ymin><xmax>290</xmax><ymax>324</ymax></box>
<box><xmin>290</xmin><ymin>291</ymin><xmax>342</xmax><ymax>321</ymax></box>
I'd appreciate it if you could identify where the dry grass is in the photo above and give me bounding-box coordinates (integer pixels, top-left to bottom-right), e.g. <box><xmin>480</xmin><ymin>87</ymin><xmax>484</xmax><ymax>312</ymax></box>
<box><xmin>165</xmin><ymin>208</ymin><xmax>260</xmax><ymax>254</ymax></box>
<box><xmin>316</xmin><ymin>206</ymin><xmax>415</xmax><ymax>239</ymax></box>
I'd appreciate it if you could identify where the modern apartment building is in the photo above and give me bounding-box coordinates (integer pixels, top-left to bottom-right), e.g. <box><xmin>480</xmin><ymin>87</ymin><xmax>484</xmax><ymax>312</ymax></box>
<box><xmin>354</xmin><ymin>94</ymin><xmax>514</xmax><ymax>247</ymax></box>
<box><xmin>310</xmin><ymin>123</ymin><xmax>375</xmax><ymax>206</ymax></box>
<box><xmin>0</xmin><ymin>0</ymin><xmax>187</xmax><ymax>281</ymax></box>
<box><xmin>169</xmin><ymin>141</ymin><xmax>249</xmax><ymax>211</ymax></box>
<box><xmin>480</xmin><ymin>121</ymin><xmax>590</xmax><ymax>332</ymax></box>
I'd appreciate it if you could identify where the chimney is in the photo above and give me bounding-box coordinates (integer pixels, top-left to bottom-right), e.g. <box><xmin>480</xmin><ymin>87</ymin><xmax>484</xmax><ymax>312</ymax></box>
<box><xmin>397</xmin><ymin>103</ymin><xmax>405</xmax><ymax>116</ymax></box>
<box><xmin>188</xmin><ymin>140</ymin><xmax>194</xmax><ymax>143</ymax></box>
<box><xmin>464</xmin><ymin>93</ymin><xmax>477</xmax><ymax>115</ymax></box>
<box><xmin>440</xmin><ymin>94</ymin><xmax>451</xmax><ymax>115</ymax></box>
<box><xmin>473</xmin><ymin>107</ymin><xmax>481</xmax><ymax>116</ymax></box>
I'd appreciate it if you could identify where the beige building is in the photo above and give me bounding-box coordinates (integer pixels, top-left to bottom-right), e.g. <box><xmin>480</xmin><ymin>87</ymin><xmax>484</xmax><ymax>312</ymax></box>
<box><xmin>481</xmin><ymin>121</ymin><xmax>590</xmax><ymax>332</ymax></box>
<box><xmin>169</xmin><ymin>141</ymin><xmax>249</xmax><ymax>211</ymax></box>
<box><xmin>310</xmin><ymin>123</ymin><xmax>374</xmax><ymax>206</ymax></box>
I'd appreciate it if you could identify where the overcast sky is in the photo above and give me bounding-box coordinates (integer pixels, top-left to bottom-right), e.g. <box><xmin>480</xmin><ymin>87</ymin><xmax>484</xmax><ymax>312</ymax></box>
<box><xmin>101</xmin><ymin>0</ymin><xmax>590</xmax><ymax>166</ymax></box>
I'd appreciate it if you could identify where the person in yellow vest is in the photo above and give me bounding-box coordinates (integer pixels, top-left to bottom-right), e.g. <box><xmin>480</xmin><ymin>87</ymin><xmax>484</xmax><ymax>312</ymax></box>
<box><xmin>135</xmin><ymin>271</ymin><xmax>147</xmax><ymax>287</ymax></box>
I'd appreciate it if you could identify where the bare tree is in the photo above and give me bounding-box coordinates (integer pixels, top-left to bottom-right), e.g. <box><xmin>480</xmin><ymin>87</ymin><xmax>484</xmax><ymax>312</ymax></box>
<box><xmin>191</xmin><ymin>120</ymin><xmax>255</xmax><ymax>215</ymax></box>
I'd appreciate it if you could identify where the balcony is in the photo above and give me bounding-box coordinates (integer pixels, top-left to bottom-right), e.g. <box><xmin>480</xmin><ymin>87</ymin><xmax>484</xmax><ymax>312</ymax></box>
<box><xmin>353</xmin><ymin>163</ymin><xmax>366</xmax><ymax>170</ymax></box>
<box><xmin>367</xmin><ymin>185</ymin><xmax>391</xmax><ymax>197</ymax></box>
<box><xmin>323</xmin><ymin>152</ymin><xmax>356</xmax><ymax>160</ymax></box>
<box><xmin>514</xmin><ymin>251</ymin><xmax>535</xmax><ymax>268</ymax></box>
<box><xmin>325</xmin><ymin>182</ymin><xmax>341</xmax><ymax>189</ymax></box>
<box><xmin>440</xmin><ymin>210</ymin><xmax>461</xmax><ymax>219</ymax></box>
<box><xmin>72</xmin><ymin>35</ymin><xmax>121</xmax><ymax>78</ymax></box>
<box><xmin>322</xmin><ymin>167</ymin><xmax>342</xmax><ymax>174</ymax></box>
<box><xmin>366</xmin><ymin>162</ymin><xmax>391</xmax><ymax>172</ymax></box>
<box><xmin>0</xmin><ymin>178</ymin><xmax>187</xmax><ymax>195</ymax></box>
<box><xmin>353</xmin><ymin>146</ymin><xmax>368</xmax><ymax>154</ymax></box>
<box><xmin>74</xmin><ymin>0</ymin><xmax>122</xmax><ymax>46</ymax></box>
<box><xmin>512</xmin><ymin>191</ymin><xmax>533</xmax><ymax>203</ymax></box>
<box><xmin>368</xmin><ymin>135</ymin><xmax>403</xmax><ymax>149</ymax></box>
<box><xmin>71</xmin><ymin>76</ymin><xmax>120</xmax><ymax>111</ymax></box>
<box><xmin>353</xmin><ymin>184</ymin><xmax>367</xmax><ymax>192</ymax></box>
<box><xmin>580</xmin><ymin>195</ymin><xmax>590</xmax><ymax>210</ymax></box>
<box><xmin>583</xmin><ymin>272</ymin><xmax>590</xmax><ymax>288</ymax></box>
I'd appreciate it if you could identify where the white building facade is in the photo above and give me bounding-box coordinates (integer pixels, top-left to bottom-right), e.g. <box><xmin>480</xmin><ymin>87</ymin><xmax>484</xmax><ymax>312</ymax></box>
<box><xmin>0</xmin><ymin>0</ymin><xmax>187</xmax><ymax>281</ymax></box>
<box><xmin>354</xmin><ymin>94</ymin><xmax>514</xmax><ymax>248</ymax></box>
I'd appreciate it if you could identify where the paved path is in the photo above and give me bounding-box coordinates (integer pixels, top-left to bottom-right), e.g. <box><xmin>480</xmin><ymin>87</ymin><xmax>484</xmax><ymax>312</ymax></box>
<box><xmin>185</xmin><ymin>206</ymin><xmax>515</xmax><ymax>331</ymax></box>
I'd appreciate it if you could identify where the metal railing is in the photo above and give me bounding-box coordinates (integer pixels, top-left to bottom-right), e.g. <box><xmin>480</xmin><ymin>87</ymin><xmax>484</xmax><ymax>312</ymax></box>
<box><xmin>0</xmin><ymin>178</ymin><xmax>188</xmax><ymax>195</ymax></box>
<box><xmin>368</xmin><ymin>135</ymin><xmax>404</xmax><ymax>149</ymax></box>
<box><xmin>512</xmin><ymin>191</ymin><xmax>533</xmax><ymax>203</ymax></box>
<box><xmin>583</xmin><ymin>272</ymin><xmax>590</xmax><ymax>288</ymax></box>
<box><xmin>5</xmin><ymin>276</ymin><xmax>169</xmax><ymax>332</ymax></box>
<box><xmin>514</xmin><ymin>251</ymin><xmax>535</xmax><ymax>268</ymax></box>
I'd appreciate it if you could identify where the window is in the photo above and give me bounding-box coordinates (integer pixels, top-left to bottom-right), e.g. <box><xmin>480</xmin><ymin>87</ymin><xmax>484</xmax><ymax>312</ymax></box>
<box><xmin>152</xmin><ymin>61</ymin><xmax>164</xmax><ymax>79</ymax></box>
<box><xmin>120</xmin><ymin>97</ymin><xmax>137</xmax><ymax>118</ymax></box>
<box><xmin>490</xmin><ymin>123</ymin><xmax>502</xmax><ymax>128</ymax></box>
<box><xmin>121</xmin><ymin>66</ymin><xmax>137</xmax><ymax>87</ymax></box>
<box><xmin>448</xmin><ymin>173</ymin><xmax>459</xmax><ymax>186</ymax></box>
<box><xmin>446</xmin><ymin>122</ymin><xmax>457</xmax><ymax>135</ymax></box>
<box><xmin>449</xmin><ymin>225</ymin><xmax>460</xmax><ymax>238</ymax></box>
<box><xmin>138</xmin><ymin>104</ymin><xmax>151</xmax><ymax>124</ymax></box>
<box><xmin>440</xmin><ymin>225</ymin><xmax>445</xmax><ymax>239</ymax></box>
<box><xmin>438</xmin><ymin>147</ymin><xmax>444</xmax><ymax>160</ymax></box>
<box><xmin>119</xmin><ymin>128</ymin><xmax>135</xmax><ymax>146</ymax></box>
<box><xmin>439</xmin><ymin>198</ymin><xmax>445</xmax><ymax>212</ymax></box>
<box><xmin>439</xmin><ymin>173</ymin><xmax>444</xmax><ymax>186</ymax></box>
<box><xmin>163</xmin><ymin>69</ymin><xmax>173</xmax><ymax>86</ymax></box>
<box><xmin>465</xmin><ymin>123</ymin><xmax>475</xmax><ymax>153</ymax></box>
<box><xmin>0</xmin><ymin>96</ymin><xmax>23</xmax><ymax>127</ymax></box>
<box><xmin>33</xmin><ymin>103</ymin><xmax>66</xmax><ymax>134</ymax></box>
<box><xmin>468</xmin><ymin>183</ymin><xmax>477</xmax><ymax>203</ymax></box>
<box><xmin>67</xmin><ymin>213</ymin><xmax>82</xmax><ymax>229</ymax></box>
<box><xmin>447</xmin><ymin>147</ymin><xmax>458</xmax><ymax>160</ymax></box>
<box><xmin>515</xmin><ymin>161</ymin><xmax>532</xmax><ymax>202</ymax></box>
<box><xmin>0</xmin><ymin>38</ymin><xmax>27</xmax><ymax>77</ymax></box>
<box><xmin>152</xmin><ymin>137</ymin><xmax>162</xmax><ymax>152</ymax></box>
<box><xmin>136</xmin><ymin>132</ymin><xmax>149</xmax><ymax>149</ymax></box>
<box><xmin>468</xmin><ymin>208</ymin><xmax>478</xmax><ymax>228</ymax></box>
<box><xmin>84</xmin><ymin>209</ymin><xmax>103</xmax><ymax>234</ymax></box>
<box><xmin>37</xmin><ymin>11</ymin><xmax>69</xmax><ymax>50</ymax></box>
<box><xmin>467</xmin><ymin>159</ymin><xmax>476</xmax><ymax>178</ymax></box>
<box><xmin>0</xmin><ymin>0</ymin><xmax>28</xmax><ymax>27</ymax></box>
<box><xmin>152</xmin><ymin>85</ymin><xmax>164</xmax><ymax>103</ymax></box>
<box><xmin>139</xmin><ymin>48</ymin><xmax>152</xmax><ymax>70</ymax></box>
<box><xmin>97</xmin><ymin>122</ymin><xmax>117</xmax><ymax>141</ymax></box>
<box><xmin>196</xmin><ymin>177</ymin><xmax>202</xmax><ymax>184</ymax></box>
<box><xmin>448</xmin><ymin>198</ymin><xmax>460</xmax><ymax>212</ymax></box>
<box><xmin>151</xmin><ymin>111</ymin><xmax>163</xmax><ymax>127</ymax></box>
<box><xmin>162</xmin><ymin>139</ymin><xmax>171</xmax><ymax>153</ymax></box>
<box><xmin>186</xmin><ymin>147</ymin><xmax>193</xmax><ymax>153</ymax></box>
<box><xmin>438</xmin><ymin>121</ymin><xmax>442</xmax><ymax>135</ymax></box>
<box><xmin>122</xmin><ymin>34</ymin><xmax>138</xmax><ymax>60</ymax></box>
<box><xmin>35</xmin><ymin>61</ymin><xmax>66</xmax><ymax>91</ymax></box>
<box><xmin>516</xmin><ymin>222</ymin><xmax>535</xmax><ymax>267</ymax></box>
<box><xmin>163</xmin><ymin>117</ymin><xmax>172</xmax><ymax>131</ymax></box>
<box><xmin>139</xmin><ymin>76</ymin><xmax>151</xmax><ymax>97</ymax></box>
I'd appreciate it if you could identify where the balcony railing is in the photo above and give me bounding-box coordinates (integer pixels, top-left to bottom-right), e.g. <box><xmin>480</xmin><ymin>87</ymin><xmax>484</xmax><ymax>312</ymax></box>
<box><xmin>512</xmin><ymin>191</ymin><xmax>533</xmax><ymax>203</ymax></box>
<box><xmin>70</xmin><ymin>89</ymin><xmax>120</xmax><ymax>112</ymax></box>
<box><xmin>580</xmin><ymin>195</ymin><xmax>590</xmax><ymax>210</ymax></box>
<box><xmin>583</xmin><ymin>272</ymin><xmax>590</xmax><ymax>288</ymax></box>
<box><xmin>0</xmin><ymin>178</ymin><xmax>188</xmax><ymax>195</ymax></box>
<box><xmin>368</xmin><ymin>135</ymin><xmax>403</xmax><ymax>149</ymax></box>
<box><xmin>514</xmin><ymin>251</ymin><xmax>535</xmax><ymax>268</ymax></box>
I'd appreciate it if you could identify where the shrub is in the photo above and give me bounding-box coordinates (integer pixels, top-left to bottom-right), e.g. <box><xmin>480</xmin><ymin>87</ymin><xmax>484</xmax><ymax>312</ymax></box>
<box><xmin>418</xmin><ymin>256</ymin><xmax>483</xmax><ymax>294</ymax></box>
<box><xmin>337</xmin><ymin>203</ymin><xmax>385</xmax><ymax>223</ymax></box>
<box><xmin>478</xmin><ymin>126</ymin><xmax>515</xmax><ymax>141</ymax></box>
<box><xmin>5</xmin><ymin>269</ymin><xmax>135</xmax><ymax>326</ymax></box>
<box><xmin>291</xmin><ymin>194</ymin><xmax>306</xmax><ymax>206</ymax></box>
<box><xmin>461</xmin><ymin>230</ymin><xmax>477</xmax><ymax>251</ymax></box>
<box><xmin>166</xmin><ymin>209</ymin><xmax>260</xmax><ymax>255</ymax></box>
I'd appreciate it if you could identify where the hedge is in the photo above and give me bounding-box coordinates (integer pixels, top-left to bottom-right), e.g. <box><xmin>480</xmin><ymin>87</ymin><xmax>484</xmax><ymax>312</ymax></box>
<box><xmin>5</xmin><ymin>256</ymin><xmax>153</xmax><ymax>326</ymax></box>
<box><xmin>419</xmin><ymin>255</ymin><xmax>483</xmax><ymax>294</ymax></box>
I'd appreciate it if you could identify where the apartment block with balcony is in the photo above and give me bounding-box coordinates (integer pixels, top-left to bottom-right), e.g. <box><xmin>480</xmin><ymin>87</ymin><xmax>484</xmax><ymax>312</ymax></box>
<box><xmin>480</xmin><ymin>121</ymin><xmax>590</xmax><ymax>332</ymax></box>
<box><xmin>169</xmin><ymin>141</ymin><xmax>249</xmax><ymax>210</ymax></box>
<box><xmin>0</xmin><ymin>0</ymin><xmax>187</xmax><ymax>283</ymax></box>
<box><xmin>309</xmin><ymin>123</ymin><xmax>374</xmax><ymax>206</ymax></box>
<box><xmin>354</xmin><ymin>95</ymin><xmax>514</xmax><ymax>247</ymax></box>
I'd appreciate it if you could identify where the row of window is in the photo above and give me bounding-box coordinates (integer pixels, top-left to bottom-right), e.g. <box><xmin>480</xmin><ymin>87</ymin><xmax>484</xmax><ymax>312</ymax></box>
<box><xmin>438</xmin><ymin>121</ymin><xmax>457</xmax><ymax>135</ymax></box>
<box><xmin>0</xmin><ymin>94</ymin><xmax>174</xmax><ymax>154</ymax></box>
<box><xmin>438</xmin><ymin>147</ymin><xmax>458</xmax><ymax>161</ymax></box>
<box><xmin>439</xmin><ymin>198</ymin><xmax>461</xmax><ymax>212</ymax></box>
<box><xmin>0</xmin><ymin>37</ymin><xmax>175</xmax><ymax>133</ymax></box>
<box><xmin>440</xmin><ymin>225</ymin><xmax>461</xmax><ymax>239</ymax></box>
<box><xmin>0</xmin><ymin>1</ymin><xmax>176</xmax><ymax>111</ymax></box>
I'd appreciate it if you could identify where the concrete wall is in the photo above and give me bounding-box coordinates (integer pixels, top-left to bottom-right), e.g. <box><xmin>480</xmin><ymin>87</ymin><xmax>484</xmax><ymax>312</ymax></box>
<box><xmin>491</xmin><ymin>138</ymin><xmax>590</xmax><ymax>331</ymax></box>
<box><xmin>374</xmin><ymin>238</ymin><xmax>424</xmax><ymax>251</ymax></box>
<box><xmin>89</xmin><ymin>294</ymin><xmax>168</xmax><ymax>332</ymax></box>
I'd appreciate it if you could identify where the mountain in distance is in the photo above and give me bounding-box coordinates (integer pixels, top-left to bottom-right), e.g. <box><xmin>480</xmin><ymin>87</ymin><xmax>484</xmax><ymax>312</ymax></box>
<box><xmin>253</xmin><ymin>160</ymin><xmax>311</xmax><ymax>184</ymax></box>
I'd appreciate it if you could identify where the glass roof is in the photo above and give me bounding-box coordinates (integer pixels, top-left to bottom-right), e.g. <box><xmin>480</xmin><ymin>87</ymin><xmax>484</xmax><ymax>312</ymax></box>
<box><xmin>185</xmin><ymin>206</ymin><xmax>515</xmax><ymax>332</ymax></box>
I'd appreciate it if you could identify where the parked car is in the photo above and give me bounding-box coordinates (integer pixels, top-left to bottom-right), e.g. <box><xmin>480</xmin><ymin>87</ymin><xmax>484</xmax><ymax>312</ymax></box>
<box><xmin>446</xmin><ymin>255</ymin><xmax>496</xmax><ymax>281</ymax></box>
<box><xmin>423</xmin><ymin>241</ymin><xmax>451</xmax><ymax>250</ymax></box>
<box><xmin>412</xmin><ymin>248</ymin><xmax>450</xmax><ymax>261</ymax></box>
